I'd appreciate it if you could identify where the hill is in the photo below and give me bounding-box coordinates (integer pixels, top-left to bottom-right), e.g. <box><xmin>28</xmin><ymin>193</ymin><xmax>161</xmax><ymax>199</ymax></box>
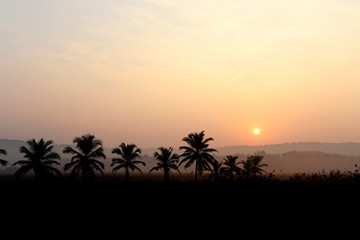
<box><xmin>216</xmin><ymin>142</ymin><xmax>360</xmax><ymax>156</ymax></box>
<box><xmin>230</xmin><ymin>150</ymin><xmax>360</xmax><ymax>173</ymax></box>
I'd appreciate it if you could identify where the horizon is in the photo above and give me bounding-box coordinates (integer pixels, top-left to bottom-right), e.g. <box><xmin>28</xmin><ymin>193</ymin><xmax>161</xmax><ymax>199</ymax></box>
<box><xmin>1</xmin><ymin>1</ymin><xmax>360</xmax><ymax>148</ymax></box>
<box><xmin>1</xmin><ymin>137</ymin><xmax>360</xmax><ymax>151</ymax></box>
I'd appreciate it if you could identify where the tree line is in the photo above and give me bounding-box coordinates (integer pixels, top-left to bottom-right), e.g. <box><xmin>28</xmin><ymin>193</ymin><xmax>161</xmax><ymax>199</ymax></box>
<box><xmin>0</xmin><ymin>131</ymin><xmax>267</xmax><ymax>182</ymax></box>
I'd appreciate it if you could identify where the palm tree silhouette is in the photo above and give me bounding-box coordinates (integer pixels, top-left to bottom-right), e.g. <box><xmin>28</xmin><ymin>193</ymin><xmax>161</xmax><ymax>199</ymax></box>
<box><xmin>0</xmin><ymin>148</ymin><xmax>8</xmax><ymax>166</ymax></box>
<box><xmin>63</xmin><ymin>134</ymin><xmax>106</xmax><ymax>179</ymax></box>
<box><xmin>208</xmin><ymin>159</ymin><xmax>223</xmax><ymax>182</ymax></box>
<box><xmin>240</xmin><ymin>155</ymin><xmax>268</xmax><ymax>177</ymax></box>
<box><xmin>13</xmin><ymin>139</ymin><xmax>61</xmax><ymax>179</ymax></box>
<box><xmin>222</xmin><ymin>155</ymin><xmax>241</xmax><ymax>181</ymax></box>
<box><xmin>179</xmin><ymin>131</ymin><xmax>217</xmax><ymax>182</ymax></box>
<box><xmin>240</xmin><ymin>157</ymin><xmax>253</xmax><ymax>178</ymax></box>
<box><xmin>248</xmin><ymin>155</ymin><xmax>268</xmax><ymax>176</ymax></box>
<box><xmin>111</xmin><ymin>143</ymin><xmax>145</xmax><ymax>181</ymax></box>
<box><xmin>150</xmin><ymin>147</ymin><xmax>180</xmax><ymax>182</ymax></box>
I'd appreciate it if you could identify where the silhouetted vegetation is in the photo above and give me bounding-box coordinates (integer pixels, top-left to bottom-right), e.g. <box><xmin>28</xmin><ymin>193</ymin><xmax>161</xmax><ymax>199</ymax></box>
<box><xmin>0</xmin><ymin>131</ymin><xmax>359</xmax><ymax>206</ymax></box>
<box><xmin>241</xmin><ymin>155</ymin><xmax>268</xmax><ymax>177</ymax></box>
<box><xmin>179</xmin><ymin>131</ymin><xmax>217</xmax><ymax>182</ymax></box>
<box><xmin>150</xmin><ymin>147</ymin><xmax>180</xmax><ymax>182</ymax></box>
<box><xmin>63</xmin><ymin>134</ymin><xmax>106</xmax><ymax>179</ymax></box>
<box><xmin>111</xmin><ymin>142</ymin><xmax>144</xmax><ymax>181</ymax></box>
<box><xmin>13</xmin><ymin>138</ymin><xmax>61</xmax><ymax>179</ymax></box>
<box><xmin>208</xmin><ymin>159</ymin><xmax>223</xmax><ymax>182</ymax></box>
<box><xmin>0</xmin><ymin>148</ymin><xmax>7</xmax><ymax>166</ymax></box>
<box><xmin>221</xmin><ymin>155</ymin><xmax>241</xmax><ymax>181</ymax></box>
<box><xmin>1</xmin><ymin>134</ymin><xmax>360</xmax><ymax>222</ymax></box>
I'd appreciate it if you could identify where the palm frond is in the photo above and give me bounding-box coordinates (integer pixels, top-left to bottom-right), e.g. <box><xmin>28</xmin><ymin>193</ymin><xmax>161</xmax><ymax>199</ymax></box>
<box><xmin>41</xmin><ymin>140</ymin><xmax>55</xmax><ymax>156</ymax></box>
<box><xmin>42</xmin><ymin>160</ymin><xmax>61</xmax><ymax>166</ymax></box>
<box><xmin>12</xmin><ymin>160</ymin><xmax>31</xmax><ymax>166</ymax></box>
<box><xmin>111</xmin><ymin>158</ymin><xmax>126</xmax><ymax>166</ymax></box>
<box><xmin>258</xmin><ymin>163</ymin><xmax>268</xmax><ymax>168</ymax></box>
<box><xmin>64</xmin><ymin>160</ymin><xmax>80</xmax><ymax>171</ymax></box>
<box><xmin>44</xmin><ymin>152</ymin><xmax>61</xmax><ymax>160</ymax></box>
<box><xmin>153</xmin><ymin>151</ymin><xmax>161</xmax><ymax>159</ymax></box>
<box><xmin>149</xmin><ymin>166</ymin><xmax>161</xmax><ymax>173</ymax></box>
<box><xmin>112</xmin><ymin>148</ymin><xmax>126</xmax><ymax>161</ymax></box>
<box><xmin>0</xmin><ymin>149</ymin><xmax>7</xmax><ymax>155</ymax></box>
<box><xmin>112</xmin><ymin>164</ymin><xmax>126</xmax><ymax>174</ymax></box>
<box><xmin>14</xmin><ymin>165</ymin><xmax>33</xmax><ymax>179</ymax></box>
<box><xmin>202</xmin><ymin>148</ymin><xmax>218</xmax><ymax>153</ymax></box>
<box><xmin>88</xmin><ymin>147</ymin><xmax>106</xmax><ymax>159</ymax></box>
<box><xmin>179</xmin><ymin>146</ymin><xmax>195</xmax><ymax>152</ymax></box>
<box><xmin>183</xmin><ymin>158</ymin><xmax>196</xmax><ymax>169</ymax></box>
<box><xmin>202</xmin><ymin>136</ymin><xmax>214</xmax><ymax>143</ymax></box>
<box><xmin>178</xmin><ymin>155</ymin><xmax>193</xmax><ymax>167</ymax></box>
<box><xmin>26</xmin><ymin>139</ymin><xmax>37</xmax><ymax>153</ymax></box>
<box><xmin>63</xmin><ymin>146</ymin><xmax>80</xmax><ymax>155</ymax></box>
<box><xmin>132</xmin><ymin>160</ymin><xmax>146</xmax><ymax>166</ymax></box>
<box><xmin>44</xmin><ymin>165</ymin><xmax>62</xmax><ymax>176</ymax></box>
<box><xmin>168</xmin><ymin>164</ymin><xmax>180</xmax><ymax>173</ymax></box>
<box><xmin>92</xmin><ymin>138</ymin><xmax>103</xmax><ymax>147</ymax></box>
<box><xmin>91</xmin><ymin>159</ymin><xmax>105</xmax><ymax>170</ymax></box>
<box><xmin>90</xmin><ymin>162</ymin><xmax>104</xmax><ymax>176</ymax></box>
<box><xmin>19</xmin><ymin>146</ymin><xmax>32</xmax><ymax>157</ymax></box>
<box><xmin>132</xmin><ymin>165</ymin><xmax>143</xmax><ymax>174</ymax></box>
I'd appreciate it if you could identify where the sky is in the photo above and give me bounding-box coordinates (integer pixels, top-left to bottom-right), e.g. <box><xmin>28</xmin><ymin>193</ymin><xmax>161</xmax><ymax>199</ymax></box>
<box><xmin>1</xmin><ymin>0</ymin><xmax>360</xmax><ymax>148</ymax></box>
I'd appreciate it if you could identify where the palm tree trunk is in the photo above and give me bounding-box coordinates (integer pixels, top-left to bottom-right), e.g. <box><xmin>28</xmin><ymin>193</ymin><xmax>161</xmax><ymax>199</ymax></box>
<box><xmin>195</xmin><ymin>159</ymin><xmax>198</xmax><ymax>183</ymax></box>
<box><xmin>83</xmin><ymin>168</ymin><xmax>87</xmax><ymax>180</ymax></box>
<box><xmin>35</xmin><ymin>171</ymin><xmax>39</xmax><ymax>181</ymax></box>
<box><xmin>164</xmin><ymin>171</ymin><xmax>168</xmax><ymax>183</ymax></box>
<box><xmin>125</xmin><ymin>167</ymin><xmax>129</xmax><ymax>182</ymax></box>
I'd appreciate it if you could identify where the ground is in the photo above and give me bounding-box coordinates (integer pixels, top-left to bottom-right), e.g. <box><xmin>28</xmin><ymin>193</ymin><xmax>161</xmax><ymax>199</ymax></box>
<box><xmin>0</xmin><ymin>176</ymin><xmax>358</xmax><ymax>235</ymax></box>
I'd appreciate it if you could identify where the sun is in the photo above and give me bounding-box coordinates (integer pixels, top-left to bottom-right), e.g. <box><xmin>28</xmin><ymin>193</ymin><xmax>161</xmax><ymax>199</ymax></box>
<box><xmin>254</xmin><ymin>129</ymin><xmax>260</xmax><ymax>135</ymax></box>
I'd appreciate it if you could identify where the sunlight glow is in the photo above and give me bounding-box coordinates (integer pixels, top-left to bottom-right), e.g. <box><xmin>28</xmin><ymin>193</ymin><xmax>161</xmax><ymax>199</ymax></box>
<box><xmin>1</xmin><ymin>1</ymin><xmax>360</xmax><ymax>147</ymax></box>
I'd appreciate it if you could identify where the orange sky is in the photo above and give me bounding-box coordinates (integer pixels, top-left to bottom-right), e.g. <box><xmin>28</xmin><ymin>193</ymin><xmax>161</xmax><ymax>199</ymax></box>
<box><xmin>1</xmin><ymin>0</ymin><xmax>360</xmax><ymax>148</ymax></box>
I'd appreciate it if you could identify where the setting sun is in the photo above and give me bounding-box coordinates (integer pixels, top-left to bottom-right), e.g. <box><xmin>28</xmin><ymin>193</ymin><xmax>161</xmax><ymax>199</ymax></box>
<box><xmin>254</xmin><ymin>129</ymin><xmax>260</xmax><ymax>135</ymax></box>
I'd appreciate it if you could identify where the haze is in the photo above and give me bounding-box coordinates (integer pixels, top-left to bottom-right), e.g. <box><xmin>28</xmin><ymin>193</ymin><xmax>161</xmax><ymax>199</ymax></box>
<box><xmin>1</xmin><ymin>0</ymin><xmax>360</xmax><ymax>148</ymax></box>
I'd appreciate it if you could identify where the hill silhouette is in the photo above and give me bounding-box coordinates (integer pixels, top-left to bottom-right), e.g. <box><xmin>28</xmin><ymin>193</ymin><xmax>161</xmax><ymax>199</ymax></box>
<box><xmin>231</xmin><ymin>150</ymin><xmax>360</xmax><ymax>173</ymax></box>
<box><xmin>216</xmin><ymin>142</ymin><xmax>360</xmax><ymax>156</ymax></box>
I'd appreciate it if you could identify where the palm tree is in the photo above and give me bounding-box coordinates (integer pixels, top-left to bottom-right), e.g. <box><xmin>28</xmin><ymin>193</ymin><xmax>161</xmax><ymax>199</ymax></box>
<box><xmin>240</xmin><ymin>155</ymin><xmax>268</xmax><ymax>177</ymax></box>
<box><xmin>63</xmin><ymin>134</ymin><xmax>106</xmax><ymax>179</ymax></box>
<box><xmin>13</xmin><ymin>139</ymin><xmax>61</xmax><ymax>179</ymax></box>
<box><xmin>179</xmin><ymin>131</ymin><xmax>217</xmax><ymax>182</ymax></box>
<box><xmin>208</xmin><ymin>159</ymin><xmax>223</xmax><ymax>182</ymax></box>
<box><xmin>222</xmin><ymin>155</ymin><xmax>242</xmax><ymax>181</ymax></box>
<box><xmin>111</xmin><ymin>143</ymin><xmax>145</xmax><ymax>181</ymax></box>
<box><xmin>0</xmin><ymin>148</ymin><xmax>8</xmax><ymax>166</ymax></box>
<box><xmin>240</xmin><ymin>157</ymin><xmax>253</xmax><ymax>178</ymax></box>
<box><xmin>249</xmin><ymin>155</ymin><xmax>268</xmax><ymax>176</ymax></box>
<box><xmin>150</xmin><ymin>147</ymin><xmax>180</xmax><ymax>182</ymax></box>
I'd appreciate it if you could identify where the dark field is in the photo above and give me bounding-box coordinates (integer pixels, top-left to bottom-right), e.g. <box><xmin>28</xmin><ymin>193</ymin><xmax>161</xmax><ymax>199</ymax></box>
<box><xmin>1</xmin><ymin>174</ymin><xmax>360</xmax><ymax>213</ymax></box>
<box><xmin>1</xmin><ymin>175</ymin><xmax>359</xmax><ymax>236</ymax></box>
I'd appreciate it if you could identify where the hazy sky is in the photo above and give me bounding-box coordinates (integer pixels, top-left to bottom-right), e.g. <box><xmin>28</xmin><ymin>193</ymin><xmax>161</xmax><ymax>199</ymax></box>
<box><xmin>1</xmin><ymin>0</ymin><xmax>360</xmax><ymax>148</ymax></box>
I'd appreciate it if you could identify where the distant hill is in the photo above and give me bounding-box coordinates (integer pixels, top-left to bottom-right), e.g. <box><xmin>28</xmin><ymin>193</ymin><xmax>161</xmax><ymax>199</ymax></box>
<box><xmin>229</xmin><ymin>151</ymin><xmax>360</xmax><ymax>174</ymax></box>
<box><xmin>216</xmin><ymin>142</ymin><xmax>360</xmax><ymax>156</ymax></box>
<box><xmin>215</xmin><ymin>142</ymin><xmax>360</xmax><ymax>173</ymax></box>
<box><xmin>1</xmin><ymin>139</ymin><xmax>360</xmax><ymax>175</ymax></box>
